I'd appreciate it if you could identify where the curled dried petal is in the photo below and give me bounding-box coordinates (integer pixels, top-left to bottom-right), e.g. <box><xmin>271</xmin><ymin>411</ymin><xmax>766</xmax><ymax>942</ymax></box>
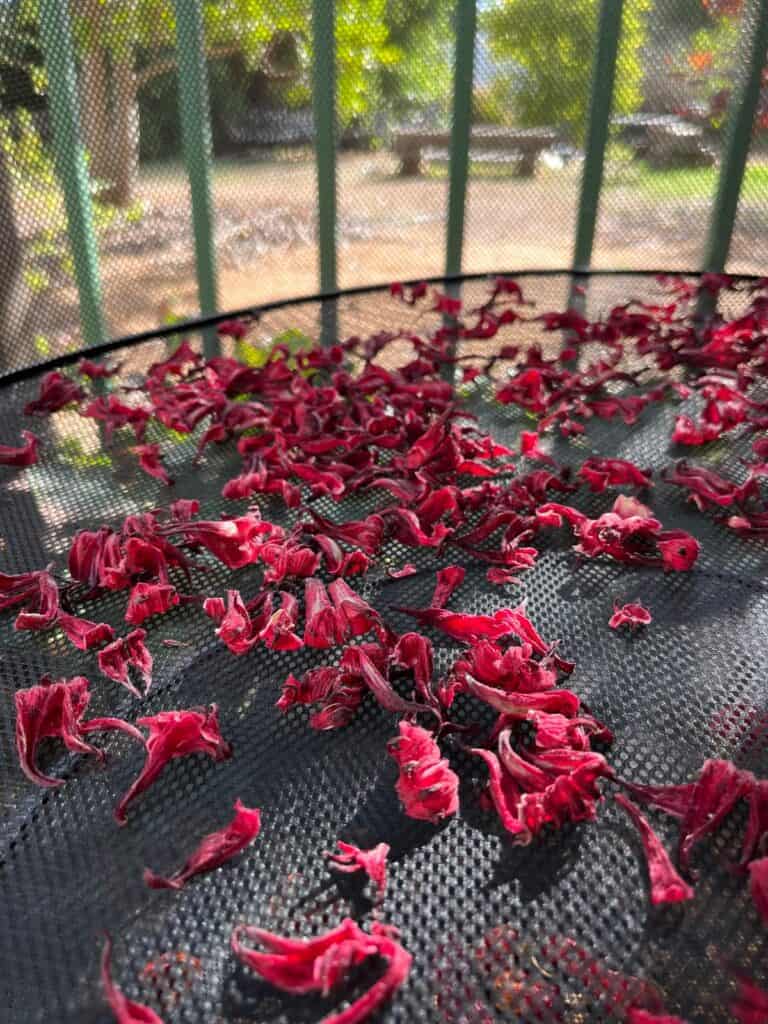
<box><xmin>615</xmin><ymin>793</ymin><xmax>694</xmax><ymax>906</ymax></box>
<box><xmin>144</xmin><ymin>800</ymin><xmax>261</xmax><ymax>890</ymax></box>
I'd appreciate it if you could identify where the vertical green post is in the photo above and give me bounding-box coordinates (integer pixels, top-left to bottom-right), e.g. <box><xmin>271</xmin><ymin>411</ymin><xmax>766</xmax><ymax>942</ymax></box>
<box><xmin>570</xmin><ymin>0</ymin><xmax>623</xmax><ymax>307</ymax></box>
<box><xmin>39</xmin><ymin>0</ymin><xmax>105</xmax><ymax>347</ymax></box>
<box><xmin>172</xmin><ymin>0</ymin><xmax>218</xmax><ymax>357</ymax></box>
<box><xmin>701</xmin><ymin>0</ymin><xmax>768</xmax><ymax>275</ymax></box>
<box><xmin>312</xmin><ymin>0</ymin><xmax>338</xmax><ymax>344</ymax></box>
<box><xmin>444</xmin><ymin>0</ymin><xmax>477</xmax><ymax>281</ymax></box>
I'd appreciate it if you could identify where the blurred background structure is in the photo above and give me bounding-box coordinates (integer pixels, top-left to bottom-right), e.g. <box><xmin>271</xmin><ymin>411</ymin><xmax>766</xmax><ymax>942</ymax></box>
<box><xmin>0</xmin><ymin>0</ymin><xmax>767</xmax><ymax>367</ymax></box>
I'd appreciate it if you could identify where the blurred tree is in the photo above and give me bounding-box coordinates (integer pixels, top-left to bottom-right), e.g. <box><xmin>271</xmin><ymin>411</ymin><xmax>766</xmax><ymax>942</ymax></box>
<box><xmin>668</xmin><ymin>1</ymin><xmax>767</xmax><ymax>134</ymax></box>
<box><xmin>483</xmin><ymin>0</ymin><xmax>650</xmax><ymax>141</ymax></box>
<box><xmin>7</xmin><ymin>0</ymin><xmax>446</xmax><ymax>205</ymax></box>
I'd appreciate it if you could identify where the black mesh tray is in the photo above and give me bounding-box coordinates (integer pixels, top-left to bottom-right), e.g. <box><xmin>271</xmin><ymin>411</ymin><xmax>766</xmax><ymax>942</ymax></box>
<box><xmin>0</xmin><ymin>272</ymin><xmax>766</xmax><ymax>1024</ymax></box>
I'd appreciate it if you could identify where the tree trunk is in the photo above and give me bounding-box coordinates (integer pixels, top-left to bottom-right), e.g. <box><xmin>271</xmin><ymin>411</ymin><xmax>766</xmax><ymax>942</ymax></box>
<box><xmin>75</xmin><ymin>0</ymin><xmax>139</xmax><ymax>207</ymax></box>
<box><xmin>106</xmin><ymin>59</ymin><xmax>139</xmax><ymax>207</ymax></box>
<box><xmin>79</xmin><ymin>47</ymin><xmax>116</xmax><ymax>188</ymax></box>
<box><xmin>0</xmin><ymin>145</ymin><xmax>32</xmax><ymax>369</ymax></box>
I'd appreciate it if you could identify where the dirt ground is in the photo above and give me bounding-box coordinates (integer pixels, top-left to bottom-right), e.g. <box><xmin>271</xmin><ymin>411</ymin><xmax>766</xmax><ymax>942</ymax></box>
<box><xmin>18</xmin><ymin>150</ymin><xmax>768</xmax><ymax>351</ymax></box>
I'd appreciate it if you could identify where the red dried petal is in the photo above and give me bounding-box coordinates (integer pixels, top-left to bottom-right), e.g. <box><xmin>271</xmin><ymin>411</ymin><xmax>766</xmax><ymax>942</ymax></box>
<box><xmin>98</xmin><ymin>629</ymin><xmax>153</xmax><ymax>697</ymax></box>
<box><xmin>578</xmin><ymin>457</ymin><xmax>652</xmax><ymax>492</ymax></box>
<box><xmin>231</xmin><ymin>917</ymin><xmax>411</xmax><ymax>1024</ymax></box>
<box><xmin>304</xmin><ymin>578</ymin><xmax>344</xmax><ymax>649</ymax></box>
<box><xmin>132</xmin><ymin>444</ymin><xmax>173</xmax><ymax>487</ymax></box>
<box><xmin>12</xmin><ymin>571</ymin><xmax>60</xmax><ymax>631</ymax></box>
<box><xmin>732</xmin><ymin>977</ymin><xmax>768</xmax><ymax>1024</ymax></box>
<box><xmin>144</xmin><ymin>799</ymin><xmax>261</xmax><ymax>889</ymax></box>
<box><xmin>125</xmin><ymin>582</ymin><xmax>179</xmax><ymax>626</ymax></box>
<box><xmin>101</xmin><ymin>935</ymin><xmax>165</xmax><ymax>1024</ymax></box>
<box><xmin>326</xmin><ymin>840</ymin><xmax>390</xmax><ymax>900</ymax></box>
<box><xmin>57</xmin><ymin>610</ymin><xmax>115</xmax><ymax>651</ymax></box>
<box><xmin>177</xmin><ymin>513</ymin><xmax>270</xmax><ymax>568</ymax></box>
<box><xmin>15</xmin><ymin>675</ymin><xmax>102</xmax><ymax>787</ymax></box>
<box><xmin>609</xmin><ymin>602</ymin><xmax>652</xmax><ymax>630</ymax></box>
<box><xmin>627</xmin><ymin>1010</ymin><xmax>688</xmax><ymax>1024</ymax></box>
<box><xmin>520</xmin><ymin>430</ymin><xmax>554</xmax><ymax>465</ymax></box>
<box><xmin>748</xmin><ymin>856</ymin><xmax>768</xmax><ymax>923</ymax></box>
<box><xmin>678</xmin><ymin>758</ymin><xmax>752</xmax><ymax>875</ymax></box>
<box><xmin>328</xmin><ymin>579</ymin><xmax>379</xmax><ymax>639</ymax></box>
<box><xmin>0</xmin><ymin>431</ymin><xmax>39</xmax><ymax>467</ymax></box>
<box><xmin>387</xmin><ymin>721</ymin><xmax>458</xmax><ymax>823</ymax></box>
<box><xmin>114</xmin><ymin>705</ymin><xmax>232</xmax><ymax>824</ymax></box>
<box><xmin>24</xmin><ymin>371</ymin><xmax>84</xmax><ymax>415</ymax></box>
<box><xmin>430</xmin><ymin>565</ymin><xmax>465</xmax><ymax>609</ymax></box>
<box><xmin>615</xmin><ymin>793</ymin><xmax>694</xmax><ymax>906</ymax></box>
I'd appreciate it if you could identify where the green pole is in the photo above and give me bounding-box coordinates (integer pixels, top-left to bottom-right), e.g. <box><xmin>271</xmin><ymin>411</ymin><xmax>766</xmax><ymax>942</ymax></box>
<box><xmin>701</xmin><ymin>0</ymin><xmax>768</xmax><ymax>274</ymax></box>
<box><xmin>571</xmin><ymin>0</ymin><xmax>624</xmax><ymax>307</ymax></box>
<box><xmin>444</xmin><ymin>0</ymin><xmax>477</xmax><ymax>282</ymax></box>
<box><xmin>311</xmin><ymin>0</ymin><xmax>338</xmax><ymax>344</ymax></box>
<box><xmin>172</xmin><ymin>0</ymin><xmax>218</xmax><ymax>357</ymax></box>
<box><xmin>39</xmin><ymin>0</ymin><xmax>105</xmax><ymax>347</ymax></box>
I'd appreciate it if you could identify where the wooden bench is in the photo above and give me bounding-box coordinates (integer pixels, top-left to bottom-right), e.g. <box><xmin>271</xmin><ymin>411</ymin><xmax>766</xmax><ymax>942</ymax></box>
<box><xmin>393</xmin><ymin>126</ymin><xmax>559</xmax><ymax>178</ymax></box>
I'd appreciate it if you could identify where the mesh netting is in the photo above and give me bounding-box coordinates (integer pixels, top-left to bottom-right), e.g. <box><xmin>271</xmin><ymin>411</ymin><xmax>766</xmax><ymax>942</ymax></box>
<box><xmin>0</xmin><ymin>273</ymin><xmax>767</xmax><ymax>1023</ymax></box>
<box><xmin>3</xmin><ymin>2</ymin><xmax>768</xmax><ymax>368</ymax></box>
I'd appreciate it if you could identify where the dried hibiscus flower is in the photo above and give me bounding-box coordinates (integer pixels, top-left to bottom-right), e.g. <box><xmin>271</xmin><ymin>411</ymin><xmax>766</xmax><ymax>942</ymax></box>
<box><xmin>387</xmin><ymin>721</ymin><xmax>459</xmax><ymax>823</ymax></box>
<box><xmin>98</xmin><ymin>629</ymin><xmax>153</xmax><ymax>697</ymax></box>
<box><xmin>101</xmin><ymin>935</ymin><xmax>165</xmax><ymax>1024</ymax></box>
<box><xmin>609</xmin><ymin>601</ymin><xmax>651</xmax><ymax>631</ymax></box>
<box><xmin>748</xmin><ymin>856</ymin><xmax>768</xmax><ymax>923</ymax></box>
<box><xmin>56</xmin><ymin>610</ymin><xmax>115</xmax><ymax>651</ymax></box>
<box><xmin>615</xmin><ymin>793</ymin><xmax>694</xmax><ymax>906</ymax></box>
<box><xmin>577</xmin><ymin>457</ymin><xmax>652</xmax><ymax>493</ymax></box>
<box><xmin>24</xmin><ymin>370</ymin><xmax>84</xmax><ymax>416</ymax></box>
<box><xmin>114</xmin><ymin>705</ymin><xmax>232</xmax><ymax>824</ymax></box>
<box><xmin>15</xmin><ymin>675</ymin><xmax>142</xmax><ymax>787</ymax></box>
<box><xmin>0</xmin><ymin>430</ymin><xmax>39</xmax><ymax>467</ymax></box>
<box><xmin>132</xmin><ymin>444</ymin><xmax>173</xmax><ymax>487</ymax></box>
<box><xmin>144</xmin><ymin>799</ymin><xmax>261</xmax><ymax>890</ymax></box>
<box><xmin>732</xmin><ymin>976</ymin><xmax>768</xmax><ymax>1024</ymax></box>
<box><xmin>326</xmin><ymin>840</ymin><xmax>390</xmax><ymax>900</ymax></box>
<box><xmin>230</xmin><ymin>917</ymin><xmax>411</xmax><ymax>1024</ymax></box>
<box><xmin>471</xmin><ymin>730</ymin><xmax>612</xmax><ymax>844</ymax></box>
<box><xmin>125</xmin><ymin>582</ymin><xmax>179</xmax><ymax>626</ymax></box>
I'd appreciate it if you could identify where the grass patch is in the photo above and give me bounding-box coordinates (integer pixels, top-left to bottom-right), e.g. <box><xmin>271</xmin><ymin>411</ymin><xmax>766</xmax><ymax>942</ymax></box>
<box><xmin>607</xmin><ymin>161</ymin><xmax>768</xmax><ymax>201</ymax></box>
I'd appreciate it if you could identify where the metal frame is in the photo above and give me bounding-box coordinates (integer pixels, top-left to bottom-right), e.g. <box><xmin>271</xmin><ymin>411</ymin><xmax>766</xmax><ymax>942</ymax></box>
<box><xmin>26</xmin><ymin>0</ymin><xmax>768</xmax><ymax>349</ymax></box>
<box><xmin>172</xmin><ymin>0</ymin><xmax>219</xmax><ymax>357</ymax></box>
<box><xmin>2</xmin><ymin>269</ymin><xmax>758</xmax><ymax>389</ymax></box>
<box><xmin>39</xmin><ymin>0</ymin><xmax>106</xmax><ymax>347</ymax></box>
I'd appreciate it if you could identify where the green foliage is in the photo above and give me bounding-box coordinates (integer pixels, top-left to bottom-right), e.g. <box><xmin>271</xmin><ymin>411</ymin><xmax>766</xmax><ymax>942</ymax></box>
<box><xmin>483</xmin><ymin>0</ymin><xmax>650</xmax><ymax>141</ymax></box>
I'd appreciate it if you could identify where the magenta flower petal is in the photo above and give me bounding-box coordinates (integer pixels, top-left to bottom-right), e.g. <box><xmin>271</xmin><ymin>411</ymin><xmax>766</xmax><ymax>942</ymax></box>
<box><xmin>615</xmin><ymin>793</ymin><xmax>694</xmax><ymax>906</ymax></box>
<box><xmin>748</xmin><ymin>856</ymin><xmax>768</xmax><ymax>923</ymax></box>
<box><xmin>98</xmin><ymin>629</ymin><xmax>153</xmax><ymax>696</ymax></box>
<box><xmin>125</xmin><ymin>582</ymin><xmax>179</xmax><ymax>626</ymax></box>
<box><xmin>326</xmin><ymin>840</ymin><xmax>390</xmax><ymax>900</ymax></box>
<box><xmin>304</xmin><ymin>578</ymin><xmax>344</xmax><ymax>648</ymax></box>
<box><xmin>732</xmin><ymin>977</ymin><xmax>768</xmax><ymax>1024</ymax></box>
<box><xmin>15</xmin><ymin>675</ymin><xmax>101</xmax><ymax>787</ymax></box>
<box><xmin>677</xmin><ymin>758</ymin><xmax>752</xmax><ymax>875</ymax></box>
<box><xmin>132</xmin><ymin>444</ymin><xmax>174</xmax><ymax>487</ymax></box>
<box><xmin>101</xmin><ymin>935</ymin><xmax>165</xmax><ymax>1023</ymax></box>
<box><xmin>144</xmin><ymin>799</ymin><xmax>261</xmax><ymax>889</ymax></box>
<box><xmin>114</xmin><ymin>705</ymin><xmax>232</xmax><ymax>824</ymax></box>
<box><xmin>430</xmin><ymin>565</ymin><xmax>465</xmax><ymax>609</ymax></box>
<box><xmin>609</xmin><ymin>601</ymin><xmax>652</xmax><ymax>631</ymax></box>
<box><xmin>387</xmin><ymin>721</ymin><xmax>458</xmax><ymax>823</ymax></box>
<box><xmin>231</xmin><ymin>917</ymin><xmax>411</xmax><ymax>1023</ymax></box>
<box><xmin>0</xmin><ymin>430</ymin><xmax>39</xmax><ymax>467</ymax></box>
<box><xmin>24</xmin><ymin>371</ymin><xmax>84</xmax><ymax>416</ymax></box>
<box><xmin>57</xmin><ymin>610</ymin><xmax>115</xmax><ymax>651</ymax></box>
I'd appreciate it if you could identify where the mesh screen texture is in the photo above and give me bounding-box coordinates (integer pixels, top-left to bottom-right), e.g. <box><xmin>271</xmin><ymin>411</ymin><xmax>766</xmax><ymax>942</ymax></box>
<box><xmin>3</xmin><ymin>2</ymin><xmax>768</xmax><ymax>373</ymax></box>
<box><xmin>0</xmin><ymin>274</ymin><xmax>767</xmax><ymax>1023</ymax></box>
